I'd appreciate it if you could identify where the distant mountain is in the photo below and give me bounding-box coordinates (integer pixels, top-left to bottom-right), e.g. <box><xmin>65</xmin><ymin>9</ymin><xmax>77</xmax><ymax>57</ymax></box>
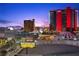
<box><xmin>7</xmin><ymin>26</ymin><xmax>23</xmax><ymax>30</ymax></box>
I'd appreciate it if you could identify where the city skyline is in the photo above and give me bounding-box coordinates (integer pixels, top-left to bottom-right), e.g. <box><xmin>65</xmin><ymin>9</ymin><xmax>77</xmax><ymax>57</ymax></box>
<box><xmin>0</xmin><ymin>3</ymin><xmax>79</xmax><ymax>27</ymax></box>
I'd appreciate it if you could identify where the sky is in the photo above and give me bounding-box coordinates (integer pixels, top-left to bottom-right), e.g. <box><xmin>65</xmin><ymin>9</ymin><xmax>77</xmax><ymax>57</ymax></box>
<box><xmin>0</xmin><ymin>3</ymin><xmax>79</xmax><ymax>27</ymax></box>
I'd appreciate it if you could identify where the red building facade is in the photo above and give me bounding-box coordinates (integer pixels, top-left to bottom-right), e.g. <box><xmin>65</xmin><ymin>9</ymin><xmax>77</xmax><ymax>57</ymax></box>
<box><xmin>74</xmin><ymin>10</ymin><xmax>78</xmax><ymax>31</ymax></box>
<box><xmin>50</xmin><ymin>7</ymin><xmax>78</xmax><ymax>32</ymax></box>
<box><xmin>56</xmin><ymin>10</ymin><xmax>62</xmax><ymax>32</ymax></box>
<box><xmin>66</xmin><ymin>7</ymin><xmax>72</xmax><ymax>30</ymax></box>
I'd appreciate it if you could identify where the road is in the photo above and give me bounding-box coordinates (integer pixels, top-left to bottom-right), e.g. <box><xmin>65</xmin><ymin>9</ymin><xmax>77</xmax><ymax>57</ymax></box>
<box><xmin>15</xmin><ymin>44</ymin><xmax>79</xmax><ymax>56</ymax></box>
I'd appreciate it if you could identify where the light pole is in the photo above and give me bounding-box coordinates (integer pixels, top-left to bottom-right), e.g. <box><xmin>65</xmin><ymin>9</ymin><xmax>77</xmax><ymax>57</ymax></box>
<box><xmin>26</xmin><ymin>48</ymin><xmax>28</xmax><ymax>55</ymax></box>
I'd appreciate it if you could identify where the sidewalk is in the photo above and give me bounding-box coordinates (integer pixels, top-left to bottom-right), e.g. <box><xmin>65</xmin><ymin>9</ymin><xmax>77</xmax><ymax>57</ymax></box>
<box><xmin>6</xmin><ymin>46</ymin><xmax>23</xmax><ymax>56</ymax></box>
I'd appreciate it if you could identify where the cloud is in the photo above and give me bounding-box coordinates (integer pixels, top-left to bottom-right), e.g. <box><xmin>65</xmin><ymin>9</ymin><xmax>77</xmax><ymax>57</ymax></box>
<box><xmin>0</xmin><ymin>19</ymin><xmax>11</xmax><ymax>24</ymax></box>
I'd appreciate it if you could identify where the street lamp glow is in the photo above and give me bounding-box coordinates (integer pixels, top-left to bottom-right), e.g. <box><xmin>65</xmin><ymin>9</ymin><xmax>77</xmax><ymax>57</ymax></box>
<box><xmin>40</xmin><ymin>29</ymin><xmax>43</xmax><ymax>33</ymax></box>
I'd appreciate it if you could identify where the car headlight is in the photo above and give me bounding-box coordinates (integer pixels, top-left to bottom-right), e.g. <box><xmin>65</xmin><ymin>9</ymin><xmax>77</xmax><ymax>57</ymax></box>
<box><xmin>74</xmin><ymin>38</ymin><xmax>77</xmax><ymax>40</ymax></box>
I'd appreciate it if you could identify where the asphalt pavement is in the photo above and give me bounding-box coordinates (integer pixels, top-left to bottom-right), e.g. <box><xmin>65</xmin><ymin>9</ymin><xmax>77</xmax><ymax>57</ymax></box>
<box><xmin>16</xmin><ymin>44</ymin><xmax>79</xmax><ymax>56</ymax></box>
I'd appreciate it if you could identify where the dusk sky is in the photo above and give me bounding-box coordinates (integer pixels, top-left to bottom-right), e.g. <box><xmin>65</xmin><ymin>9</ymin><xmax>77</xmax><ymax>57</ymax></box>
<box><xmin>0</xmin><ymin>3</ymin><xmax>79</xmax><ymax>27</ymax></box>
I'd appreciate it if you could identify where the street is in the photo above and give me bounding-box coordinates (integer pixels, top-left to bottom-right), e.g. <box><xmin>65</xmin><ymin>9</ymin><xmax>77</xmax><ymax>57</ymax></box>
<box><xmin>16</xmin><ymin>44</ymin><xmax>79</xmax><ymax>56</ymax></box>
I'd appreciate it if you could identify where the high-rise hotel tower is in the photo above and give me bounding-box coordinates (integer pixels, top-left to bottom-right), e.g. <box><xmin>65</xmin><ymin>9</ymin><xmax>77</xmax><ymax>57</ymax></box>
<box><xmin>50</xmin><ymin>7</ymin><xmax>78</xmax><ymax>32</ymax></box>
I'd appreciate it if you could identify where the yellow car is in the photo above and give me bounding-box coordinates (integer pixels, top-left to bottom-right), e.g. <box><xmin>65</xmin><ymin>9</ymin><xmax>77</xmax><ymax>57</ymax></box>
<box><xmin>20</xmin><ymin>42</ymin><xmax>36</xmax><ymax>48</ymax></box>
